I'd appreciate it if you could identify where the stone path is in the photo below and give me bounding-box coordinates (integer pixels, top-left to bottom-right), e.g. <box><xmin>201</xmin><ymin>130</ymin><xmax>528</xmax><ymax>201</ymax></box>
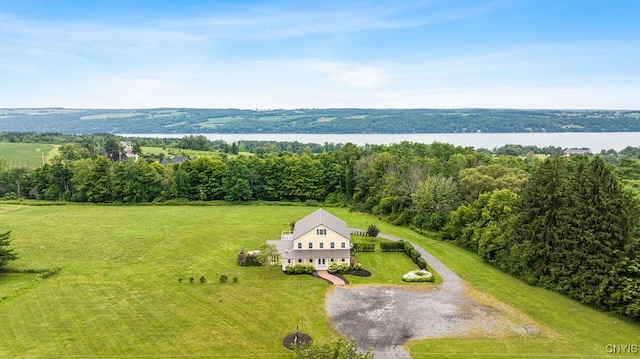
<box><xmin>316</xmin><ymin>269</ymin><xmax>346</xmax><ymax>285</ymax></box>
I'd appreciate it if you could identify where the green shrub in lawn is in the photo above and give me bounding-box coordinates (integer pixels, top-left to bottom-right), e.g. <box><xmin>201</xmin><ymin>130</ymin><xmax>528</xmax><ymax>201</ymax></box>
<box><xmin>366</xmin><ymin>224</ymin><xmax>380</xmax><ymax>237</ymax></box>
<box><xmin>285</xmin><ymin>264</ymin><xmax>315</xmax><ymax>274</ymax></box>
<box><xmin>416</xmin><ymin>257</ymin><xmax>427</xmax><ymax>270</ymax></box>
<box><xmin>402</xmin><ymin>269</ymin><xmax>435</xmax><ymax>282</ymax></box>
<box><xmin>237</xmin><ymin>249</ymin><xmax>261</xmax><ymax>266</ymax></box>
<box><xmin>328</xmin><ymin>263</ymin><xmax>350</xmax><ymax>274</ymax></box>
<box><xmin>219</xmin><ymin>274</ymin><xmax>228</xmax><ymax>283</ymax></box>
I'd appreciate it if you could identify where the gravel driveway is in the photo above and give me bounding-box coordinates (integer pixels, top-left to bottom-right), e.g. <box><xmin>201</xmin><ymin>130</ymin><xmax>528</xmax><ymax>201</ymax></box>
<box><xmin>326</xmin><ymin>232</ymin><xmax>540</xmax><ymax>359</ymax></box>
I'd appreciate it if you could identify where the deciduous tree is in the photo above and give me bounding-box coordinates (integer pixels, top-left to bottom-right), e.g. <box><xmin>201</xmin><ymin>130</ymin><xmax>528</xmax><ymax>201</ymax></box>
<box><xmin>257</xmin><ymin>243</ymin><xmax>279</xmax><ymax>276</ymax></box>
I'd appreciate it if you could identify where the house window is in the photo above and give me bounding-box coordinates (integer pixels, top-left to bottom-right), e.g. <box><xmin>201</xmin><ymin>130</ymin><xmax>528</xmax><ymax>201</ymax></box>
<box><xmin>341</xmin><ymin>258</ymin><xmax>346</xmax><ymax>262</ymax></box>
<box><xmin>309</xmin><ymin>242</ymin><xmax>313</xmax><ymax>249</ymax></box>
<box><xmin>316</xmin><ymin>228</ymin><xmax>327</xmax><ymax>235</ymax></box>
<box><xmin>331</xmin><ymin>258</ymin><xmax>334</xmax><ymax>262</ymax></box>
<box><xmin>298</xmin><ymin>259</ymin><xmax>302</xmax><ymax>263</ymax></box>
<box><xmin>319</xmin><ymin>242</ymin><xmax>324</xmax><ymax>249</ymax></box>
<box><xmin>297</xmin><ymin>242</ymin><xmax>302</xmax><ymax>249</ymax></box>
<box><xmin>287</xmin><ymin>259</ymin><xmax>291</xmax><ymax>264</ymax></box>
<box><xmin>330</xmin><ymin>242</ymin><xmax>335</xmax><ymax>249</ymax></box>
<box><xmin>309</xmin><ymin>259</ymin><xmax>313</xmax><ymax>264</ymax></box>
<box><xmin>341</xmin><ymin>242</ymin><xmax>346</xmax><ymax>248</ymax></box>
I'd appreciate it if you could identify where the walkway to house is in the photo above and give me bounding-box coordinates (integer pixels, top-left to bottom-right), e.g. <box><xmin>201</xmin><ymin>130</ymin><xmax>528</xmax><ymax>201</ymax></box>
<box><xmin>316</xmin><ymin>270</ymin><xmax>346</xmax><ymax>285</ymax></box>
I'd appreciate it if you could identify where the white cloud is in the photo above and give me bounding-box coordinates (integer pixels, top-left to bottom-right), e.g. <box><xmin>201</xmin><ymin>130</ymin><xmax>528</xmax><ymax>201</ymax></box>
<box><xmin>305</xmin><ymin>61</ymin><xmax>389</xmax><ymax>87</ymax></box>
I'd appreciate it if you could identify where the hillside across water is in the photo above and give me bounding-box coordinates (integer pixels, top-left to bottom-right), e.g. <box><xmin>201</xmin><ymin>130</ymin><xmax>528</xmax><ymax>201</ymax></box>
<box><xmin>1</xmin><ymin>108</ymin><xmax>640</xmax><ymax>134</ymax></box>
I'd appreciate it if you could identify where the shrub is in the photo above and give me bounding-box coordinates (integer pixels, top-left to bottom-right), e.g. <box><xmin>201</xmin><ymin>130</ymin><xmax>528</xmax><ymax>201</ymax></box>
<box><xmin>199</xmin><ymin>276</ymin><xmax>206</xmax><ymax>284</ymax></box>
<box><xmin>402</xmin><ymin>241</ymin><xmax>414</xmax><ymax>253</ymax></box>
<box><xmin>352</xmin><ymin>262</ymin><xmax>363</xmax><ymax>271</ymax></box>
<box><xmin>285</xmin><ymin>264</ymin><xmax>315</xmax><ymax>274</ymax></box>
<box><xmin>380</xmin><ymin>242</ymin><xmax>404</xmax><ymax>252</ymax></box>
<box><xmin>402</xmin><ymin>269</ymin><xmax>435</xmax><ymax>282</ymax></box>
<box><xmin>416</xmin><ymin>257</ymin><xmax>428</xmax><ymax>270</ymax></box>
<box><xmin>189</xmin><ymin>277</ymin><xmax>194</xmax><ymax>283</ymax></box>
<box><xmin>328</xmin><ymin>262</ymin><xmax>350</xmax><ymax>274</ymax></box>
<box><xmin>178</xmin><ymin>278</ymin><xmax>182</xmax><ymax>283</ymax></box>
<box><xmin>353</xmin><ymin>243</ymin><xmax>375</xmax><ymax>252</ymax></box>
<box><xmin>219</xmin><ymin>275</ymin><xmax>228</xmax><ymax>283</ymax></box>
<box><xmin>366</xmin><ymin>224</ymin><xmax>380</xmax><ymax>237</ymax></box>
<box><xmin>237</xmin><ymin>250</ymin><xmax>261</xmax><ymax>266</ymax></box>
<box><xmin>233</xmin><ymin>277</ymin><xmax>238</xmax><ymax>283</ymax></box>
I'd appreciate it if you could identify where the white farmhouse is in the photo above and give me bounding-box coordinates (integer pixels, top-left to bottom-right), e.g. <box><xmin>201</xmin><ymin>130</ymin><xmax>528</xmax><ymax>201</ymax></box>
<box><xmin>268</xmin><ymin>209</ymin><xmax>351</xmax><ymax>271</ymax></box>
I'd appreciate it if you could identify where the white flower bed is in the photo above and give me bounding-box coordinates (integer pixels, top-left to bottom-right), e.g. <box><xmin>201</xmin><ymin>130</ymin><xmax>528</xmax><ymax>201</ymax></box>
<box><xmin>402</xmin><ymin>269</ymin><xmax>435</xmax><ymax>282</ymax></box>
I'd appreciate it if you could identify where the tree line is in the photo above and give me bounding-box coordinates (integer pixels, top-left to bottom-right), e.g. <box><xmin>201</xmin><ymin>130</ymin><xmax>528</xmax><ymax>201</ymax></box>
<box><xmin>1</xmin><ymin>135</ymin><xmax>640</xmax><ymax>321</ymax></box>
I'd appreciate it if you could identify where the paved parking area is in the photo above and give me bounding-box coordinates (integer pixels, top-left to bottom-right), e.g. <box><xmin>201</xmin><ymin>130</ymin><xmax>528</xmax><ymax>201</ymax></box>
<box><xmin>328</xmin><ymin>233</ymin><xmax>541</xmax><ymax>359</ymax></box>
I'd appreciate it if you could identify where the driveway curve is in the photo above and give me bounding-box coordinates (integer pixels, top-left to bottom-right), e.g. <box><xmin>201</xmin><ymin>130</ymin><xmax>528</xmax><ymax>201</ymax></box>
<box><xmin>326</xmin><ymin>230</ymin><xmax>540</xmax><ymax>359</ymax></box>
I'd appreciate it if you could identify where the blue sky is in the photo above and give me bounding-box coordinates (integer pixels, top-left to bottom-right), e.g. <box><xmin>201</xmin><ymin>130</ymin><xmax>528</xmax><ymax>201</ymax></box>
<box><xmin>1</xmin><ymin>0</ymin><xmax>638</xmax><ymax>109</ymax></box>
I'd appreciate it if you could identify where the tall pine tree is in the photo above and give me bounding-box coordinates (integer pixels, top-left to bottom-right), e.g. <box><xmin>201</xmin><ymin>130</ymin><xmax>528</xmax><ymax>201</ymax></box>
<box><xmin>563</xmin><ymin>157</ymin><xmax>640</xmax><ymax>309</ymax></box>
<box><xmin>0</xmin><ymin>231</ymin><xmax>18</xmax><ymax>270</ymax></box>
<box><xmin>511</xmin><ymin>156</ymin><xmax>567</xmax><ymax>285</ymax></box>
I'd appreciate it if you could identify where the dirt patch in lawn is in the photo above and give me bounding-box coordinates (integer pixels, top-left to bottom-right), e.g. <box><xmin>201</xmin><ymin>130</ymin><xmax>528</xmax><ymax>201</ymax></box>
<box><xmin>326</xmin><ymin>284</ymin><xmax>544</xmax><ymax>359</ymax></box>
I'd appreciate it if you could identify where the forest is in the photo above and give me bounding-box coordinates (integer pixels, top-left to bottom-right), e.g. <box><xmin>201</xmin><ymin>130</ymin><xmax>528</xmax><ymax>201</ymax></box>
<box><xmin>1</xmin><ymin>132</ymin><xmax>640</xmax><ymax>322</ymax></box>
<box><xmin>1</xmin><ymin>108</ymin><xmax>640</xmax><ymax>134</ymax></box>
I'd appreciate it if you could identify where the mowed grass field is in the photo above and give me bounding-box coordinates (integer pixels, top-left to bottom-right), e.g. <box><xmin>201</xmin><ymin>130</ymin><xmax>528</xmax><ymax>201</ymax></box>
<box><xmin>0</xmin><ymin>204</ymin><xmax>639</xmax><ymax>358</ymax></box>
<box><xmin>0</xmin><ymin>143</ymin><xmax>56</xmax><ymax>167</ymax></box>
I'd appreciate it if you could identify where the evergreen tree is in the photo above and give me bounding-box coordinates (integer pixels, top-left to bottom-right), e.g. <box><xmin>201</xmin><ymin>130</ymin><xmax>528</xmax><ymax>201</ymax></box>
<box><xmin>511</xmin><ymin>156</ymin><xmax>567</xmax><ymax>284</ymax></box>
<box><xmin>559</xmin><ymin>157</ymin><xmax>640</xmax><ymax>309</ymax></box>
<box><xmin>0</xmin><ymin>231</ymin><xmax>18</xmax><ymax>270</ymax></box>
<box><xmin>230</xmin><ymin>142</ymin><xmax>239</xmax><ymax>155</ymax></box>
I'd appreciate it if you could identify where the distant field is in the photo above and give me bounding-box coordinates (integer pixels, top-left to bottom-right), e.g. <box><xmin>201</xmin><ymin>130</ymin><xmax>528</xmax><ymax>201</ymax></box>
<box><xmin>141</xmin><ymin>146</ymin><xmax>251</xmax><ymax>159</ymax></box>
<box><xmin>0</xmin><ymin>143</ymin><xmax>55</xmax><ymax>167</ymax></box>
<box><xmin>200</xmin><ymin>116</ymin><xmax>242</xmax><ymax>128</ymax></box>
<box><xmin>0</xmin><ymin>204</ymin><xmax>638</xmax><ymax>358</ymax></box>
<box><xmin>80</xmin><ymin>112</ymin><xmax>143</xmax><ymax>120</ymax></box>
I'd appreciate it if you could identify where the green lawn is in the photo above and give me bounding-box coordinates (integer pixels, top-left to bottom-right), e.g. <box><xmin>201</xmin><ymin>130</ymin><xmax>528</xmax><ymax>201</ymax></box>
<box><xmin>0</xmin><ymin>204</ymin><xmax>638</xmax><ymax>358</ymax></box>
<box><xmin>0</xmin><ymin>142</ymin><xmax>55</xmax><ymax>167</ymax></box>
<box><xmin>360</xmin><ymin>225</ymin><xmax>640</xmax><ymax>359</ymax></box>
<box><xmin>348</xmin><ymin>235</ymin><xmax>442</xmax><ymax>285</ymax></box>
<box><xmin>141</xmin><ymin>146</ymin><xmax>252</xmax><ymax>159</ymax></box>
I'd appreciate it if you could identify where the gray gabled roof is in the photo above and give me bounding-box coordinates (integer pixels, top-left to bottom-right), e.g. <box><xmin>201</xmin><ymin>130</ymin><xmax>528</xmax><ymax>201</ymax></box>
<box><xmin>292</xmin><ymin>209</ymin><xmax>351</xmax><ymax>241</ymax></box>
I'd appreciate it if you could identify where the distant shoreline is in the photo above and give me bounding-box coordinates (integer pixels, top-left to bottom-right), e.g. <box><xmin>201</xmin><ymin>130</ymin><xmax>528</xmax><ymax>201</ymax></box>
<box><xmin>120</xmin><ymin>132</ymin><xmax>640</xmax><ymax>152</ymax></box>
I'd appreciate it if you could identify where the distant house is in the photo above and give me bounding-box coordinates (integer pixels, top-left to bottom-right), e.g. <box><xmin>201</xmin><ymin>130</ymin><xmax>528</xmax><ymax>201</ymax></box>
<box><xmin>110</xmin><ymin>141</ymin><xmax>139</xmax><ymax>161</ymax></box>
<box><xmin>268</xmin><ymin>209</ymin><xmax>352</xmax><ymax>271</ymax></box>
<box><xmin>564</xmin><ymin>149</ymin><xmax>591</xmax><ymax>156</ymax></box>
<box><xmin>121</xmin><ymin>141</ymin><xmax>133</xmax><ymax>154</ymax></box>
<box><xmin>107</xmin><ymin>150</ymin><xmax>138</xmax><ymax>162</ymax></box>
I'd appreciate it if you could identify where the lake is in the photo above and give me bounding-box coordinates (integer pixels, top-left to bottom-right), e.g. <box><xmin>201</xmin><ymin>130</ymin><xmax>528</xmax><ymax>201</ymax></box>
<box><xmin>122</xmin><ymin>132</ymin><xmax>640</xmax><ymax>153</ymax></box>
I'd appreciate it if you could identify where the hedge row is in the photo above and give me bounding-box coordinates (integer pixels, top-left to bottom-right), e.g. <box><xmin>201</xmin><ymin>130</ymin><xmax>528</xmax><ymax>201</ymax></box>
<box><xmin>285</xmin><ymin>264</ymin><xmax>315</xmax><ymax>274</ymax></box>
<box><xmin>401</xmin><ymin>241</ymin><xmax>428</xmax><ymax>270</ymax></box>
<box><xmin>353</xmin><ymin>243</ymin><xmax>375</xmax><ymax>252</ymax></box>
<box><xmin>380</xmin><ymin>242</ymin><xmax>404</xmax><ymax>252</ymax></box>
